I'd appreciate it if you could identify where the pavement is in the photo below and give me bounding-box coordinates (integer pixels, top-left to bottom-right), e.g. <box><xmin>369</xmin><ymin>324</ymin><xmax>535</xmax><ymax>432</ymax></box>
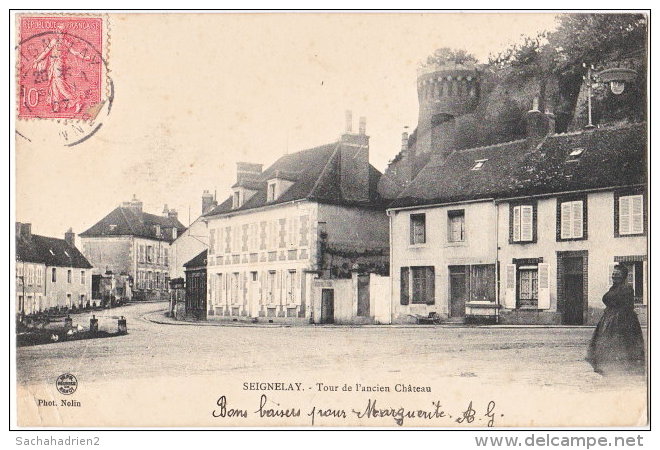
<box><xmin>16</xmin><ymin>301</ymin><xmax>647</xmax><ymax>390</ymax></box>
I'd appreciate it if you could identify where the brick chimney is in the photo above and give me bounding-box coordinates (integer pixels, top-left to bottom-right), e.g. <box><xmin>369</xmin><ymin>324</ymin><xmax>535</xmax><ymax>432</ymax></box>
<box><xmin>236</xmin><ymin>162</ymin><xmax>263</xmax><ymax>185</ymax></box>
<box><xmin>525</xmin><ymin>98</ymin><xmax>555</xmax><ymax>146</ymax></box>
<box><xmin>16</xmin><ymin>222</ymin><xmax>32</xmax><ymax>240</ymax></box>
<box><xmin>124</xmin><ymin>195</ymin><xmax>143</xmax><ymax>215</ymax></box>
<box><xmin>202</xmin><ymin>190</ymin><xmax>217</xmax><ymax>214</ymax></box>
<box><xmin>339</xmin><ymin>112</ymin><xmax>370</xmax><ymax>202</ymax></box>
<box><xmin>65</xmin><ymin>228</ymin><xmax>75</xmax><ymax>248</ymax></box>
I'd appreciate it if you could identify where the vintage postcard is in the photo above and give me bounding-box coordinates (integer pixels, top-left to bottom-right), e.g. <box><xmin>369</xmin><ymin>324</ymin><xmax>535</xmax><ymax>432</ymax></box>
<box><xmin>12</xmin><ymin>11</ymin><xmax>649</xmax><ymax>429</ymax></box>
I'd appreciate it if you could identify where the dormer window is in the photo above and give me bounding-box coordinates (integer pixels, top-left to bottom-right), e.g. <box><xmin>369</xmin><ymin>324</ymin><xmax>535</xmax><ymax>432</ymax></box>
<box><xmin>233</xmin><ymin>191</ymin><xmax>241</xmax><ymax>209</ymax></box>
<box><xmin>472</xmin><ymin>159</ymin><xmax>488</xmax><ymax>171</ymax></box>
<box><xmin>108</xmin><ymin>224</ymin><xmax>117</xmax><ymax>231</ymax></box>
<box><xmin>172</xmin><ymin>228</ymin><xmax>178</xmax><ymax>240</ymax></box>
<box><xmin>155</xmin><ymin>225</ymin><xmax>161</xmax><ymax>237</ymax></box>
<box><xmin>267</xmin><ymin>181</ymin><xmax>277</xmax><ymax>202</ymax></box>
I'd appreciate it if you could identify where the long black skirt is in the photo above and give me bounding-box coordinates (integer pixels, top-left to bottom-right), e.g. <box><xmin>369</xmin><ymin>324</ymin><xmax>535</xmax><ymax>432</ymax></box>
<box><xmin>586</xmin><ymin>307</ymin><xmax>645</xmax><ymax>375</ymax></box>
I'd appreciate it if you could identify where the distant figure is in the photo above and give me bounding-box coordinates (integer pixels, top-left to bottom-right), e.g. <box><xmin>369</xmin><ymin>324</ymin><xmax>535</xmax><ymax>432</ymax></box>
<box><xmin>31</xmin><ymin>24</ymin><xmax>90</xmax><ymax>113</ymax></box>
<box><xmin>587</xmin><ymin>264</ymin><xmax>645</xmax><ymax>375</ymax></box>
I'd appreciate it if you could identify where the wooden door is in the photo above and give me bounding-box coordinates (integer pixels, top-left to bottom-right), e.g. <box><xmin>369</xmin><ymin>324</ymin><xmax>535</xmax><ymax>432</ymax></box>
<box><xmin>449</xmin><ymin>266</ymin><xmax>467</xmax><ymax>318</ymax></box>
<box><xmin>320</xmin><ymin>289</ymin><xmax>334</xmax><ymax>324</ymax></box>
<box><xmin>562</xmin><ymin>257</ymin><xmax>584</xmax><ymax>325</ymax></box>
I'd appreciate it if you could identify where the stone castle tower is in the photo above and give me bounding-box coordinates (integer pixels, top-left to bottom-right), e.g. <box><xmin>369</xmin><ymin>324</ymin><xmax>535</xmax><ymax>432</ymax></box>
<box><xmin>415</xmin><ymin>62</ymin><xmax>480</xmax><ymax>161</ymax></box>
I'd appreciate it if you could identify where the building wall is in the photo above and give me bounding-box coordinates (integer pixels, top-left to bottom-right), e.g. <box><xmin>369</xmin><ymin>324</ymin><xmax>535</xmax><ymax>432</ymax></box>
<box><xmin>497</xmin><ymin>190</ymin><xmax>647</xmax><ymax>325</ymax></box>
<box><xmin>15</xmin><ymin>261</ymin><xmax>47</xmax><ymax>315</ymax></box>
<box><xmin>390</xmin><ymin>201</ymin><xmax>498</xmax><ymax>323</ymax></box>
<box><xmin>133</xmin><ymin>237</ymin><xmax>171</xmax><ymax>299</ymax></box>
<box><xmin>44</xmin><ymin>265</ymin><xmax>93</xmax><ymax>310</ymax></box>
<box><xmin>205</xmin><ymin>201</ymin><xmax>319</xmax><ymax>320</ymax></box>
<box><xmin>170</xmin><ymin>218</ymin><xmax>208</xmax><ymax>280</ymax></box>
<box><xmin>81</xmin><ymin>236</ymin><xmax>133</xmax><ymax>276</ymax></box>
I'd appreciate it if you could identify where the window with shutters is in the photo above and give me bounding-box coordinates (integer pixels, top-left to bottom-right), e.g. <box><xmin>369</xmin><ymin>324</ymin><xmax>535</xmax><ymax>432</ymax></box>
<box><xmin>285</xmin><ymin>270</ymin><xmax>296</xmax><ymax>304</ymax></box>
<box><xmin>510</xmin><ymin>202</ymin><xmax>536</xmax><ymax>243</ymax></box>
<box><xmin>616</xmin><ymin>193</ymin><xmax>644</xmax><ymax>236</ymax></box>
<box><xmin>517</xmin><ymin>266</ymin><xmax>538</xmax><ymax>308</ymax></box>
<box><xmin>399</xmin><ymin>266</ymin><xmax>435</xmax><ymax>305</ymax></box>
<box><xmin>447</xmin><ymin>209</ymin><xmax>465</xmax><ymax>243</ymax></box>
<box><xmin>267</xmin><ymin>271</ymin><xmax>276</xmax><ymax>303</ymax></box>
<box><xmin>557</xmin><ymin>198</ymin><xmax>587</xmax><ymax>241</ymax></box>
<box><xmin>209</xmin><ymin>229</ymin><xmax>216</xmax><ymax>255</ymax></box>
<box><xmin>410</xmin><ymin>214</ymin><xmax>426</xmax><ymax>245</ymax></box>
<box><xmin>52</xmin><ymin>267</ymin><xmax>57</xmax><ymax>283</ymax></box>
<box><xmin>617</xmin><ymin>260</ymin><xmax>645</xmax><ymax>305</ymax></box>
<box><xmin>231</xmin><ymin>272</ymin><xmax>240</xmax><ymax>304</ymax></box>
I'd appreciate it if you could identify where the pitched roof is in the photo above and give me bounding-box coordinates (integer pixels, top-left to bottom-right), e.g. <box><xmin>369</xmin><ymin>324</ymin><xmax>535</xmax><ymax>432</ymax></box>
<box><xmin>80</xmin><ymin>206</ymin><xmax>187</xmax><ymax>242</ymax></box>
<box><xmin>390</xmin><ymin>122</ymin><xmax>646</xmax><ymax>208</ymax></box>
<box><xmin>184</xmin><ymin>249</ymin><xmax>208</xmax><ymax>269</ymax></box>
<box><xmin>204</xmin><ymin>141</ymin><xmax>386</xmax><ymax>217</ymax></box>
<box><xmin>16</xmin><ymin>234</ymin><xmax>93</xmax><ymax>268</ymax></box>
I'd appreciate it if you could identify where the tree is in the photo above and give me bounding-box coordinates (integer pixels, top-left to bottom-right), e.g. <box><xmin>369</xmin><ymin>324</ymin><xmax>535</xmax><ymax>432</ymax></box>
<box><xmin>420</xmin><ymin>47</ymin><xmax>478</xmax><ymax>68</ymax></box>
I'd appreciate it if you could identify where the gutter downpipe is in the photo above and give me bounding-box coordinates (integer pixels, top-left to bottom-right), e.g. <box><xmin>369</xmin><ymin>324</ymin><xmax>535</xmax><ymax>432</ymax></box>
<box><xmin>495</xmin><ymin>200</ymin><xmax>500</xmax><ymax>324</ymax></box>
<box><xmin>386</xmin><ymin>209</ymin><xmax>394</xmax><ymax>325</ymax></box>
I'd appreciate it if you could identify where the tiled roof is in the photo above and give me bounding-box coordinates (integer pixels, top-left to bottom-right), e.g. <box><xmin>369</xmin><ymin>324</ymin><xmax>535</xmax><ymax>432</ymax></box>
<box><xmin>80</xmin><ymin>207</ymin><xmax>187</xmax><ymax>242</ymax></box>
<box><xmin>390</xmin><ymin>122</ymin><xmax>646</xmax><ymax>208</ymax></box>
<box><xmin>205</xmin><ymin>141</ymin><xmax>386</xmax><ymax>217</ymax></box>
<box><xmin>184</xmin><ymin>249</ymin><xmax>208</xmax><ymax>269</ymax></box>
<box><xmin>16</xmin><ymin>234</ymin><xmax>93</xmax><ymax>269</ymax></box>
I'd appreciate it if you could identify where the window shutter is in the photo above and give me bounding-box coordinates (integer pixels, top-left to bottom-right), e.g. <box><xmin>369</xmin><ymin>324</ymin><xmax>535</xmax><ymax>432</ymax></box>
<box><xmin>607</xmin><ymin>262</ymin><xmax>617</xmax><ymax>288</ymax></box>
<box><xmin>560</xmin><ymin>202</ymin><xmax>572</xmax><ymax>239</ymax></box>
<box><xmin>631</xmin><ymin>195</ymin><xmax>643</xmax><ymax>234</ymax></box>
<box><xmin>521</xmin><ymin>205</ymin><xmax>533</xmax><ymax>241</ymax></box>
<box><xmin>512</xmin><ymin>206</ymin><xmax>521</xmax><ymax>242</ymax></box>
<box><xmin>642</xmin><ymin>261</ymin><xmax>647</xmax><ymax>305</ymax></box>
<box><xmin>503</xmin><ymin>264</ymin><xmax>517</xmax><ymax>308</ymax></box>
<box><xmin>426</xmin><ymin>267</ymin><xmax>435</xmax><ymax>305</ymax></box>
<box><xmin>400</xmin><ymin>267</ymin><xmax>409</xmax><ymax>305</ymax></box>
<box><xmin>619</xmin><ymin>196</ymin><xmax>631</xmax><ymax>234</ymax></box>
<box><xmin>572</xmin><ymin>201</ymin><xmax>583</xmax><ymax>238</ymax></box>
<box><xmin>537</xmin><ymin>264</ymin><xmax>551</xmax><ymax>309</ymax></box>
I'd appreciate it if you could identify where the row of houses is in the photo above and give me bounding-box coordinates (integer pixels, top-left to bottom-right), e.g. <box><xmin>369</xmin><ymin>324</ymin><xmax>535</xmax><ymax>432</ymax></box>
<box><xmin>16</xmin><ymin>62</ymin><xmax>647</xmax><ymax>327</ymax></box>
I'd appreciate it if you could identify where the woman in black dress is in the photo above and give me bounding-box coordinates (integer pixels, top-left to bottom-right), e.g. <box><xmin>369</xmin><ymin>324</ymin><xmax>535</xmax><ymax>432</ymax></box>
<box><xmin>587</xmin><ymin>264</ymin><xmax>645</xmax><ymax>375</ymax></box>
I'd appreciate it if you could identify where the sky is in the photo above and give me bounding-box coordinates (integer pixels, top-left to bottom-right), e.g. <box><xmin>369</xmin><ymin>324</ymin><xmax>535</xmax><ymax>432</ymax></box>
<box><xmin>15</xmin><ymin>12</ymin><xmax>559</xmax><ymax>239</ymax></box>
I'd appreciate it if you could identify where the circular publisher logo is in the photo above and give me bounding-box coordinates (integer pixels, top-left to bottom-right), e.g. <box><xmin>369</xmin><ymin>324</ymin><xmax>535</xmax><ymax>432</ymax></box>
<box><xmin>56</xmin><ymin>373</ymin><xmax>78</xmax><ymax>395</ymax></box>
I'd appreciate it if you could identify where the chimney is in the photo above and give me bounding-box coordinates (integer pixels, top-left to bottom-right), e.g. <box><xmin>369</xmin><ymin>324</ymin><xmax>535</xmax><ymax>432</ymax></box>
<box><xmin>339</xmin><ymin>114</ymin><xmax>370</xmax><ymax>202</ymax></box>
<box><xmin>168</xmin><ymin>209</ymin><xmax>179</xmax><ymax>222</ymax></box>
<box><xmin>65</xmin><ymin>228</ymin><xmax>75</xmax><ymax>248</ymax></box>
<box><xmin>202</xmin><ymin>190</ymin><xmax>216</xmax><ymax>214</ymax></box>
<box><xmin>126</xmin><ymin>194</ymin><xmax>143</xmax><ymax>215</ymax></box>
<box><xmin>401</xmin><ymin>131</ymin><xmax>409</xmax><ymax>153</ymax></box>
<box><xmin>20</xmin><ymin>223</ymin><xmax>32</xmax><ymax>241</ymax></box>
<box><xmin>358</xmin><ymin>116</ymin><xmax>366</xmax><ymax>135</ymax></box>
<box><xmin>345</xmin><ymin>110</ymin><xmax>353</xmax><ymax>133</ymax></box>
<box><xmin>236</xmin><ymin>162</ymin><xmax>263</xmax><ymax>185</ymax></box>
<box><xmin>525</xmin><ymin>98</ymin><xmax>553</xmax><ymax>145</ymax></box>
<box><xmin>162</xmin><ymin>204</ymin><xmax>169</xmax><ymax>216</ymax></box>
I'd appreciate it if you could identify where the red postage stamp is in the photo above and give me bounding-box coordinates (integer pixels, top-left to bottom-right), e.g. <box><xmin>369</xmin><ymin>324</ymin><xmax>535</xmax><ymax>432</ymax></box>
<box><xmin>18</xmin><ymin>16</ymin><xmax>105</xmax><ymax>120</ymax></box>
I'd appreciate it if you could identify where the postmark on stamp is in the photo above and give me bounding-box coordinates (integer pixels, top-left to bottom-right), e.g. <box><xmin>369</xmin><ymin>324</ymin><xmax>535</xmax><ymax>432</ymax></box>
<box><xmin>16</xmin><ymin>14</ymin><xmax>112</xmax><ymax>146</ymax></box>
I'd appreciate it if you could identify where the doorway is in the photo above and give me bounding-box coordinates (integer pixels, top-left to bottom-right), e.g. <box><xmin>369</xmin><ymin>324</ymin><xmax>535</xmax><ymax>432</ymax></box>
<box><xmin>449</xmin><ymin>266</ymin><xmax>467</xmax><ymax>318</ymax></box>
<box><xmin>559</xmin><ymin>254</ymin><xmax>586</xmax><ymax>325</ymax></box>
<box><xmin>320</xmin><ymin>289</ymin><xmax>334</xmax><ymax>324</ymax></box>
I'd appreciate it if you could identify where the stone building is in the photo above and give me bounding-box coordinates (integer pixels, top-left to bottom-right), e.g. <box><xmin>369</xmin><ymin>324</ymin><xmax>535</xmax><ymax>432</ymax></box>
<box><xmin>388</xmin><ymin>111</ymin><xmax>646</xmax><ymax>325</ymax></box>
<box><xmin>15</xmin><ymin>222</ymin><xmax>93</xmax><ymax>315</ymax></box>
<box><xmin>203</xmin><ymin>114</ymin><xmax>390</xmax><ymax>323</ymax></box>
<box><xmin>168</xmin><ymin>191</ymin><xmax>216</xmax><ymax>280</ymax></box>
<box><xmin>80</xmin><ymin>196</ymin><xmax>187</xmax><ymax>301</ymax></box>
